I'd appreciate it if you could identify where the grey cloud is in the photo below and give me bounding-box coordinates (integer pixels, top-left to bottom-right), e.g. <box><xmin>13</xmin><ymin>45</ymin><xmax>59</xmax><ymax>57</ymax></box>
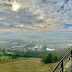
<box><xmin>0</xmin><ymin>0</ymin><xmax>72</xmax><ymax>31</ymax></box>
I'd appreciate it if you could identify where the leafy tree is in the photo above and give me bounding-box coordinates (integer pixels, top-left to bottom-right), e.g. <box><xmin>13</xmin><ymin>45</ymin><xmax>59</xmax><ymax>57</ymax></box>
<box><xmin>42</xmin><ymin>45</ymin><xmax>46</xmax><ymax>51</ymax></box>
<box><xmin>55</xmin><ymin>56</ymin><xmax>57</xmax><ymax>62</ymax></box>
<box><xmin>0</xmin><ymin>52</ymin><xmax>2</xmax><ymax>56</ymax></box>
<box><xmin>42</xmin><ymin>53</ymin><xmax>52</xmax><ymax>64</ymax></box>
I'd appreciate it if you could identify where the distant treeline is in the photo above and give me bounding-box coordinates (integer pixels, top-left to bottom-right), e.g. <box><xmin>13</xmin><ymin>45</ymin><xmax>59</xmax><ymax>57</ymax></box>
<box><xmin>0</xmin><ymin>47</ymin><xmax>71</xmax><ymax>63</ymax></box>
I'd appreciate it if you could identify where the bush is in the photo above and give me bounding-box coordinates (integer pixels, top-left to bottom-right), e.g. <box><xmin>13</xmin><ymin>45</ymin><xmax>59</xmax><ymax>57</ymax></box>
<box><xmin>42</xmin><ymin>53</ymin><xmax>52</xmax><ymax>64</ymax></box>
<box><xmin>12</xmin><ymin>56</ymin><xmax>18</xmax><ymax>59</ymax></box>
<box><xmin>42</xmin><ymin>53</ymin><xmax>58</xmax><ymax>64</ymax></box>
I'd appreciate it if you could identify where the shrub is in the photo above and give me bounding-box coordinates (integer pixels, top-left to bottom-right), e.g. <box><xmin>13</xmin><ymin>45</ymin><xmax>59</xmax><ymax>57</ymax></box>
<box><xmin>42</xmin><ymin>53</ymin><xmax>52</xmax><ymax>64</ymax></box>
<box><xmin>42</xmin><ymin>53</ymin><xmax>58</xmax><ymax>64</ymax></box>
<box><xmin>12</xmin><ymin>56</ymin><xmax>18</xmax><ymax>59</ymax></box>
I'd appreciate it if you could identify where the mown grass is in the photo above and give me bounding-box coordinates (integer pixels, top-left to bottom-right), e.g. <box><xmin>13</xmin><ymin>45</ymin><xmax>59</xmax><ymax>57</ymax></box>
<box><xmin>0</xmin><ymin>57</ymin><xmax>58</xmax><ymax>72</ymax></box>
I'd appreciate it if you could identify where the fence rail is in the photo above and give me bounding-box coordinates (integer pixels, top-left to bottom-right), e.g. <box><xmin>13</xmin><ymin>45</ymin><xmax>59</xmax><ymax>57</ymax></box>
<box><xmin>52</xmin><ymin>49</ymin><xmax>72</xmax><ymax>72</ymax></box>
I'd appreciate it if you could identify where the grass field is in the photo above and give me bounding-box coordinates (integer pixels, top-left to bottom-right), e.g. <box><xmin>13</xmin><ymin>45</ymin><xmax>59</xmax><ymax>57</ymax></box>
<box><xmin>0</xmin><ymin>58</ymin><xmax>58</xmax><ymax>72</ymax></box>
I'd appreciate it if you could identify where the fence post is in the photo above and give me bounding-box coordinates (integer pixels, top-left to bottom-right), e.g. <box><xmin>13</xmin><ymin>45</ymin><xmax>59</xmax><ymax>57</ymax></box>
<box><xmin>61</xmin><ymin>60</ymin><xmax>63</xmax><ymax>72</ymax></box>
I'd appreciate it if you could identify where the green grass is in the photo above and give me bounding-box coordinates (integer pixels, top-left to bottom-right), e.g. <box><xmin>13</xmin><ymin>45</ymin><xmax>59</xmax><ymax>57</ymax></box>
<box><xmin>0</xmin><ymin>56</ymin><xmax>19</xmax><ymax>63</ymax></box>
<box><xmin>0</xmin><ymin>57</ymin><xmax>58</xmax><ymax>72</ymax></box>
<box><xmin>0</xmin><ymin>56</ymin><xmax>9</xmax><ymax>59</ymax></box>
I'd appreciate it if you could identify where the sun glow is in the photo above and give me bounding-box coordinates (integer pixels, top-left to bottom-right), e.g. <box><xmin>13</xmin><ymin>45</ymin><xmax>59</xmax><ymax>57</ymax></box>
<box><xmin>12</xmin><ymin>2</ymin><xmax>21</xmax><ymax>11</ymax></box>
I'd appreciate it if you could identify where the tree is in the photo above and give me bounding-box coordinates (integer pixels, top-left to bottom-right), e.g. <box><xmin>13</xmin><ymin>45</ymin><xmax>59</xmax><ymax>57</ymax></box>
<box><xmin>43</xmin><ymin>45</ymin><xmax>46</xmax><ymax>51</ymax></box>
<box><xmin>0</xmin><ymin>52</ymin><xmax>2</xmax><ymax>56</ymax></box>
<box><xmin>42</xmin><ymin>53</ymin><xmax>52</xmax><ymax>64</ymax></box>
<box><xmin>55</xmin><ymin>56</ymin><xmax>57</xmax><ymax>62</ymax></box>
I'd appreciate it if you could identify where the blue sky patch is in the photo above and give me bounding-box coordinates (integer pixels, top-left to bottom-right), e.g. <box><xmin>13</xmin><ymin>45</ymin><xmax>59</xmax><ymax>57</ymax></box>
<box><xmin>64</xmin><ymin>24</ymin><xmax>72</xmax><ymax>28</ymax></box>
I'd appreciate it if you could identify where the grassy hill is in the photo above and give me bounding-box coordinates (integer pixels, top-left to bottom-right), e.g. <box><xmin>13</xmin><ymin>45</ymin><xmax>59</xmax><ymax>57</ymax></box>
<box><xmin>0</xmin><ymin>58</ymin><xmax>57</xmax><ymax>72</ymax></box>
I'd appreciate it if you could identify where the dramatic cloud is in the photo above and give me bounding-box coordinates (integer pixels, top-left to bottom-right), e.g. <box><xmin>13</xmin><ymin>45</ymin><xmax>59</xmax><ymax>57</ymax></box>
<box><xmin>0</xmin><ymin>0</ymin><xmax>72</xmax><ymax>32</ymax></box>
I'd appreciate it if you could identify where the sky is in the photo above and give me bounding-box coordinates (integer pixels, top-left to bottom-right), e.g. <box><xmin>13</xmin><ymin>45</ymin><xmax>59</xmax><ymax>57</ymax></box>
<box><xmin>0</xmin><ymin>0</ymin><xmax>72</xmax><ymax>39</ymax></box>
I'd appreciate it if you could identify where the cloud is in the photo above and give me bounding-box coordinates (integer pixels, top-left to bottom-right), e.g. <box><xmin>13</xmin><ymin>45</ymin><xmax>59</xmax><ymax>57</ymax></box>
<box><xmin>0</xmin><ymin>0</ymin><xmax>72</xmax><ymax>32</ymax></box>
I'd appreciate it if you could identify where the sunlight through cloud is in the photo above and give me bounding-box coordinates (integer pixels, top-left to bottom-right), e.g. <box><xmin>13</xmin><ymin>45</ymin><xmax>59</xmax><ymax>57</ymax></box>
<box><xmin>12</xmin><ymin>1</ymin><xmax>21</xmax><ymax>11</ymax></box>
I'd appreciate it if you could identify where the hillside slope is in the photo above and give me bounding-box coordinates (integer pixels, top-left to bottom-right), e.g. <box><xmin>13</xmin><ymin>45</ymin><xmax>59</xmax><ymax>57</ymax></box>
<box><xmin>0</xmin><ymin>58</ymin><xmax>57</xmax><ymax>72</ymax></box>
